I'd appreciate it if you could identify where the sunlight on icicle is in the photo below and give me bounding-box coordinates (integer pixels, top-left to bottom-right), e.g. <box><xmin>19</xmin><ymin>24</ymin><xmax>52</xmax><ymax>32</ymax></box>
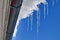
<box><xmin>36</xmin><ymin>9</ymin><xmax>40</xmax><ymax>33</ymax></box>
<box><xmin>42</xmin><ymin>1</ymin><xmax>48</xmax><ymax>19</ymax></box>
<box><xmin>36</xmin><ymin>9</ymin><xmax>40</xmax><ymax>40</ymax></box>
<box><xmin>37</xmin><ymin>10</ymin><xmax>39</xmax><ymax>33</ymax></box>
<box><xmin>30</xmin><ymin>13</ymin><xmax>33</xmax><ymax>31</ymax></box>
<box><xmin>36</xmin><ymin>10</ymin><xmax>39</xmax><ymax>40</ymax></box>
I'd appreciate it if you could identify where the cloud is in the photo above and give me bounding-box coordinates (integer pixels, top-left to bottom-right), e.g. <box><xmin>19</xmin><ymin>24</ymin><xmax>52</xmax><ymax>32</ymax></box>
<box><xmin>13</xmin><ymin>0</ymin><xmax>48</xmax><ymax>37</ymax></box>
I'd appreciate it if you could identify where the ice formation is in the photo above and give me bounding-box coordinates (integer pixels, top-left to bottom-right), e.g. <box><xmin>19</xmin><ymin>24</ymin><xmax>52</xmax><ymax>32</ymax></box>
<box><xmin>13</xmin><ymin>0</ymin><xmax>48</xmax><ymax>37</ymax></box>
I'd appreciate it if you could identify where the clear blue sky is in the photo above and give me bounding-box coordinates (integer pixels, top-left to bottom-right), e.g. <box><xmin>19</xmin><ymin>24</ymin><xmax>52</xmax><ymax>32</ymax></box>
<box><xmin>12</xmin><ymin>0</ymin><xmax>60</xmax><ymax>40</ymax></box>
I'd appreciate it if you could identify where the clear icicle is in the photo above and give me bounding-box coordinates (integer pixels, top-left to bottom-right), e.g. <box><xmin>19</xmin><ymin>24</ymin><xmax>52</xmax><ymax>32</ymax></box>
<box><xmin>30</xmin><ymin>13</ymin><xmax>33</xmax><ymax>31</ymax></box>
<box><xmin>52</xmin><ymin>0</ymin><xmax>55</xmax><ymax>6</ymax></box>
<box><xmin>44</xmin><ymin>5</ymin><xmax>46</xmax><ymax>19</ymax></box>
<box><xmin>56</xmin><ymin>0</ymin><xmax>58</xmax><ymax>3</ymax></box>
<box><xmin>37</xmin><ymin>10</ymin><xmax>38</xmax><ymax>40</ymax></box>
<box><xmin>38</xmin><ymin>10</ymin><xmax>40</xmax><ymax>29</ymax></box>
<box><xmin>52</xmin><ymin>0</ymin><xmax>58</xmax><ymax>6</ymax></box>
<box><xmin>27</xmin><ymin>16</ymin><xmax>30</xmax><ymax>32</ymax></box>
<box><xmin>37</xmin><ymin>9</ymin><xmax>40</xmax><ymax>33</ymax></box>
<box><xmin>37</xmin><ymin>11</ymin><xmax>38</xmax><ymax>33</ymax></box>
<box><xmin>47</xmin><ymin>4</ymin><xmax>48</xmax><ymax>16</ymax></box>
<box><xmin>36</xmin><ymin>9</ymin><xmax>40</xmax><ymax>40</ymax></box>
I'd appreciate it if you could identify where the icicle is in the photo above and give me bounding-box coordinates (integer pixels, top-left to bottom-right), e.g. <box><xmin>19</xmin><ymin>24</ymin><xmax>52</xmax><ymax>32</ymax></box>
<box><xmin>44</xmin><ymin>4</ymin><xmax>46</xmax><ymax>19</ymax></box>
<box><xmin>37</xmin><ymin>10</ymin><xmax>39</xmax><ymax>33</ymax></box>
<box><xmin>47</xmin><ymin>4</ymin><xmax>48</xmax><ymax>16</ymax></box>
<box><xmin>56</xmin><ymin>0</ymin><xmax>58</xmax><ymax>3</ymax></box>
<box><xmin>30</xmin><ymin>13</ymin><xmax>33</xmax><ymax>31</ymax></box>
<box><xmin>27</xmin><ymin>16</ymin><xmax>30</xmax><ymax>32</ymax></box>
<box><xmin>37</xmin><ymin>9</ymin><xmax>40</xmax><ymax>32</ymax></box>
<box><xmin>52</xmin><ymin>0</ymin><xmax>55</xmax><ymax>6</ymax></box>
<box><xmin>36</xmin><ymin>9</ymin><xmax>40</xmax><ymax>40</ymax></box>
<box><xmin>38</xmin><ymin>10</ymin><xmax>40</xmax><ymax>30</ymax></box>
<box><xmin>36</xmin><ymin>10</ymin><xmax>39</xmax><ymax>40</ymax></box>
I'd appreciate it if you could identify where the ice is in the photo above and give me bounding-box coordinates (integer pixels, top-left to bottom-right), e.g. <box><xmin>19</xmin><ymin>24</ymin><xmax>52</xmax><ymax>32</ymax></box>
<box><xmin>30</xmin><ymin>13</ymin><xmax>33</xmax><ymax>31</ymax></box>
<box><xmin>47</xmin><ymin>4</ymin><xmax>48</xmax><ymax>16</ymax></box>
<box><xmin>36</xmin><ymin>9</ymin><xmax>40</xmax><ymax>40</ymax></box>
<box><xmin>27</xmin><ymin>16</ymin><xmax>30</xmax><ymax>31</ymax></box>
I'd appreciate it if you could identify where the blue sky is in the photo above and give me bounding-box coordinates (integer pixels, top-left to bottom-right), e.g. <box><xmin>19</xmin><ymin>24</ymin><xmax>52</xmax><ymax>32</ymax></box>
<box><xmin>12</xmin><ymin>0</ymin><xmax>60</xmax><ymax>40</ymax></box>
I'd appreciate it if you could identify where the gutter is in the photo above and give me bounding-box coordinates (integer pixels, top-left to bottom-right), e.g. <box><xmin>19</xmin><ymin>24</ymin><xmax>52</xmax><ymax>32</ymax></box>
<box><xmin>6</xmin><ymin>0</ymin><xmax>23</xmax><ymax>40</ymax></box>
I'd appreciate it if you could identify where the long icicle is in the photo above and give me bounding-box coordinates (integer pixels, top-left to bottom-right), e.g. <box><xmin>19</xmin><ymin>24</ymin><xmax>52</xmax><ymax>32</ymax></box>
<box><xmin>27</xmin><ymin>16</ymin><xmax>30</xmax><ymax>32</ymax></box>
<box><xmin>36</xmin><ymin>9</ymin><xmax>40</xmax><ymax>40</ymax></box>
<box><xmin>44</xmin><ymin>4</ymin><xmax>46</xmax><ymax>19</ymax></box>
<box><xmin>30</xmin><ymin>13</ymin><xmax>33</xmax><ymax>31</ymax></box>
<box><xmin>47</xmin><ymin>4</ymin><xmax>48</xmax><ymax>16</ymax></box>
<box><xmin>37</xmin><ymin>10</ymin><xmax>39</xmax><ymax>33</ymax></box>
<box><xmin>37</xmin><ymin>10</ymin><xmax>38</xmax><ymax>40</ymax></box>
<box><xmin>52</xmin><ymin>0</ymin><xmax>55</xmax><ymax>6</ymax></box>
<box><xmin>38</xmin><ymin>9</ymin><xmax>40</xmax><ymax>31</ymax></box>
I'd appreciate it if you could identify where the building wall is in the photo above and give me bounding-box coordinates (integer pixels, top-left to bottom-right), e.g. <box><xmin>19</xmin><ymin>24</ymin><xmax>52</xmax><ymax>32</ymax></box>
<box><xmin>0</xmin><ymin>0</ymin><xmax>3</xmax><ymax>40</ymax></box>
<box><xmin>0</xmin><ymin>0</ymin><xmax>22</xmax><ymax>40</ymax></box>
<box><xmin>0</xmin><ymin>0</ymin><xmax>10</xmax><ymax>40</ymax></box>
